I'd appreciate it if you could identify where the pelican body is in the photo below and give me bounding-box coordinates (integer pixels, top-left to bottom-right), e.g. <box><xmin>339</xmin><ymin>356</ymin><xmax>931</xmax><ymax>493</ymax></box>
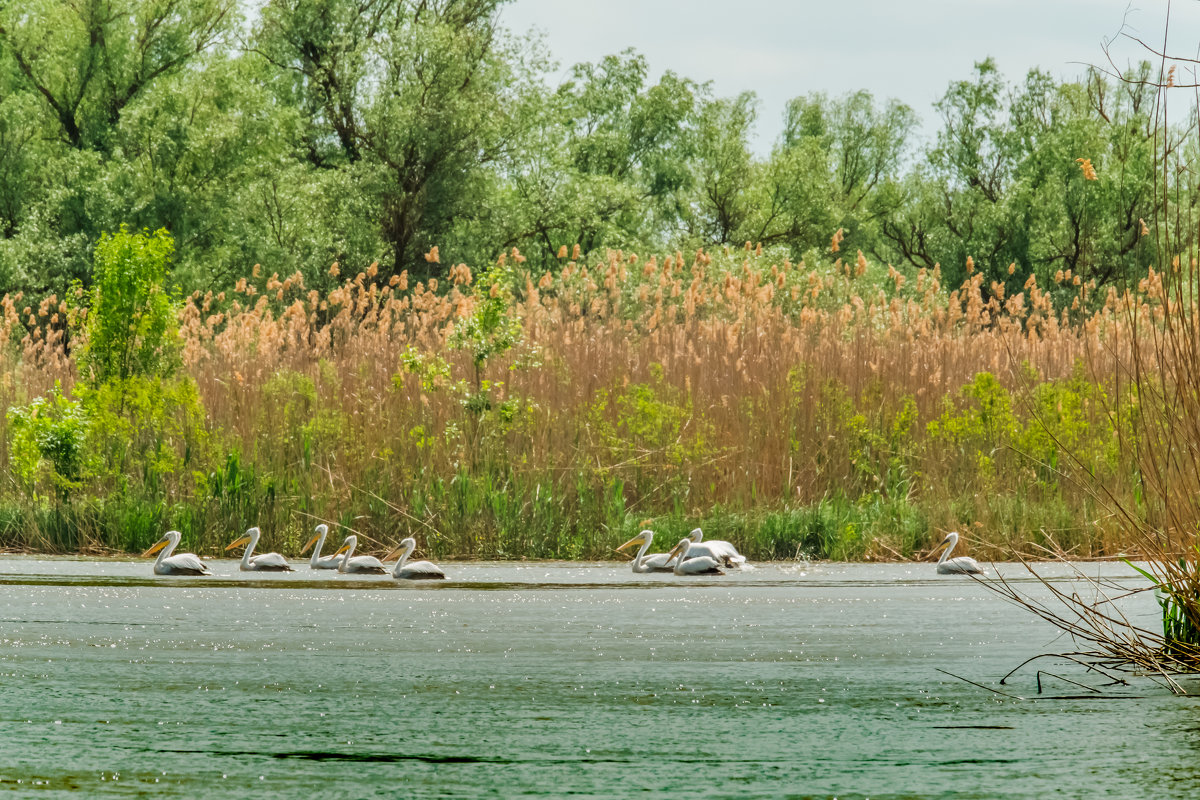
<box><xmin>334</xmin><ymin>534</ymin><xmax>388</xmax><ymax>574</ymax></box>
<box><xmin>142</xmin><ymin>531</ymin><xmax>211</xmax><ymax>575</ymax></box>
<box><xmin>667</xmin><ymin>538</ymin><xmax>725</xmax><ymax>575</ymax></box>
<box><xmin>225</xmin><ymin>527</ymin><xmax>294</xmax><ymax>571</ymax></box>
<box><xmin>934</xmin><ymin>531</ymin><xmax>985</xmax><ymax>575</ymax></box>
<box><xmin>616</xmin><ymin>530</ymin><xmax>676</xmax><ymax>573</ymax></box>
<box><xmin>300</xmin><ymin>524</ymin><xmax>344</xmax><ymax>570</ymax></box>
<box><xmin>385</xmin><ymin>538</ymin><xmax>446</xmax><ymax>580</ymax></box>
<box><xmin>682</xmin><ymin>527</ymin><xmax>746</xmax><ymax>567</ymax></box>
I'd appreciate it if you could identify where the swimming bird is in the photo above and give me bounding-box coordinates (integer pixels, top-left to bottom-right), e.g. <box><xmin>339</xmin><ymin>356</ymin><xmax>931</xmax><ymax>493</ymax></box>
<box><xmin>667</xmin><ymin>538</ymin><xmax>725</xmax><ymax>575</ymax></box>
<box><xmin>300</xmin><ymin>523</ymin><xmax>344</xmax><ymax>570</ymax></box>
<box><xmin>682</xmin><ymin>527</ymin><xmax>746</xmax><ymax>567</ymax></box>
<box><xmin>933</xmin><ymin>531</ymin><xmax>985</xmax><ymax>575</ymax></box>
<box><xmin>334</xmin><ymin>534</ymin><xmax>388</xmax><ymax>574</ymax></box>
<box><xmin>142</xmin><ymin>530</ymin><xmax>211</xmax><ymax>575</ymax></box>
<box><xmin>225</xmin><ymin>526</ymin><xmax>294</xmax><ymax>571</ymax></box>
<box><xmin>384</xmin><ymin>537</ymin><xmax>446</xmax><ymax>580</ymax></box>
<box><xmin>616</xmin><ymin>530</ymin><xmax>677</xmax><ymax>573</ymax></box>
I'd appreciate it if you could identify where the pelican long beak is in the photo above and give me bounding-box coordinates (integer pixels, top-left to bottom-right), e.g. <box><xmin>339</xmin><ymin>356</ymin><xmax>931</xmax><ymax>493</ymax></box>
<box><xmin>382</xmin><ymin>547</ymin><xmax>402</xmax><ymax>561</ymax></box>
<box><xmin>615</xmin><ymin>534</ymin><xmax>646</xmax><ymax>553</ymax></box>
<box><xmin>333</xmin><ymin>544</ymin><xmax>351</xmax><ymax>556</ymax></box>
<box><xmin>141</xmin><ymin>539</ymin><xmax>168</xmax><ymax>558</ymax></box>
<box><xmin>225</xmin><ymin>535</ymin><xmax>250</xmax><ymax>551</ymax></box>
<box><xmin>930</xmin><ymin>538</ymin><xmax>952</xmax><ymax>558</ymax></box>
<box><xmin>300</xmin><ymin>534</ymin><xmax>319</xmax><ymax>555</ymax></box>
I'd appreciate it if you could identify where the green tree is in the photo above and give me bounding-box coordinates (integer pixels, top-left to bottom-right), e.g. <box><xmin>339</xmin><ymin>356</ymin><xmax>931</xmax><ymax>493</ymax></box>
<box><xmin>0</xmin><ymin>0</ymin><xmax>234</xmax><ymax>151</ymax></box>
<box><xmin>556</xmin><ymin>51</ymin><xmax>699</xmax><ymax>244</ymax></box>
<box><xmin>456</xmin><ymin>50</ymin><xmax>702</xmax><ymax>267</ymax></box>
<box><xmin>740</xmin><ymin>90</ymin><xmax>915</xmax><ymax>258</ymax></box>
<box><xmin>919</xmin><ymin>58</ymin><xmax>1026</xmax><ymax>285</ymax></box>
<box><xmin>108</xmin><ymin>53</ymin><xmax>330</xmax><ymax>289</ymax></box>
<box><xmin>1013</xmin><ymin>65</ymin><xmax>1157</xmax><ymax>288</ymax></box>
<box><xmin>0</xmin><ymin>0</ymin><xmax>247</xmax><ymax>295</ymax></box>
<box><xmin>80</xmin><ymin>226</ymin><xmax>179</xmax><ymax>385</ymax></box>
<box><xmin>75</xmin><ymin>226</ymin><xmax>208</xmax><ymax>504</ymax></box>
<box><xmin>684</xmin><ymin>93</ymin><xmax>757</xmax><ymax>245</ymax></box>
<box><xmin>744</xmin><ymin>133</ymin><xmax>835</xmax><ymax>254</ymax></box>
<box><xmin>254</xmin><ymin>0</ymin><xmax>539</xmax><ymax>276</ymax></box>
<box><xmin>252</xmin><ymin>0</ymin><xmax>384</xmax><ymax>166</ymax></box>
<box><xmin>879</xmin><ymin>60</ymin><xmax>1160</xmax><ymax>291</ymax></box>
<box><xmin>784</xmin><ymin>90</ymin><xmax>916</xmax><ymax>216</ymax></box>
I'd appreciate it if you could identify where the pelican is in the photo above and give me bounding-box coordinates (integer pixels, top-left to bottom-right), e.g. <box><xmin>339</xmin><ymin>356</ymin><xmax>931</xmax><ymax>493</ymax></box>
<box><xmin>384</xmin><ymin>537</ymin><xmax>446</xmax><ymax>580</ymax></box>
<box><xmin>225</xmin><ymin>526</ymin><xmax>294</xmax><ymax>571</ymax></box>
<box><xmin>300</xmin><ymin>524</ymin><xmax>344</xmax><ymax>570</ymax></box>
<box><xmin>933</xmin><ymin>531</ymin><xmax>985</xmax><ymax>575</ymax></box>
<box><xmin>334</xmin><ymin>534</ymin><xmax>388</xmax><ymax>574</ymax></box>
<box><xmin>666</xmin><ymin>538</ymin><xmax>725</xmax><ymax>575</ymax></box>
<box><xmin>682</xmin><ymin>527</ymin><xmax>746</xmax><ymax>567</ymax></box>
<box><xmin>142</xmin><ymin>530</ymin><xmax>211</xmax><ymax>575</ymax></box>
<box><xmin>616</xmin><ymin>530</ymin><xmax>677</xmax><ymax>573</ymax></box>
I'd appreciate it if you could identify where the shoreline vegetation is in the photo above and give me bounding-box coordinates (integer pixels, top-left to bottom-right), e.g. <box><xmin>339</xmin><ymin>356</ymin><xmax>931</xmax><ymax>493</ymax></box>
<box><xmin>2</xmin><ymin>0</ymin><xmax>1197</xmax><ymax>689</ymax></box>
<box><xmin>0</xmin><ymin>228</ymin><xmax>1161</xmax><ymax>563</ymax></box>
<box><xmin>0</xmin><ymin>1</ymin><xmax>1192</xmax><ymax>576</ymax></box>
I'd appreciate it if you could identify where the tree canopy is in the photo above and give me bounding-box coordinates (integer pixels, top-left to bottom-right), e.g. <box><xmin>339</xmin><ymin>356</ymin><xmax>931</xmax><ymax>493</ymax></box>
<box><xmin>0</xmin><ymin>1</ymin><xmax>1178</xmax><ymax>298</ymax></box>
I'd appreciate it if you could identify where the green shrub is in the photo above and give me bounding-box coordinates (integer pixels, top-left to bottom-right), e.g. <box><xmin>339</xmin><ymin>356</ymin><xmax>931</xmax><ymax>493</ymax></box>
<box><xmin>78</xmin><ymin>375</ymin><xmax>208</xmax><ymax>491</ymax></box>
<box><xmin>6</xmin><ymin>384</ymin><xmax>89</xmax><ymax>501</ymax></box>
<box><xmin>79</xmin><ymin>226</ymin><xmax>180</xmax><ymax>386</ymax></box>
<box><xmin>588</xmin><ymin>363</ymin><xmax>716</xmax><ymax>500</ymax></box>
<box><xmin>927</xmin><ymin>371</ymin><xmax>1018</xmax><ymax>486</ymax></box>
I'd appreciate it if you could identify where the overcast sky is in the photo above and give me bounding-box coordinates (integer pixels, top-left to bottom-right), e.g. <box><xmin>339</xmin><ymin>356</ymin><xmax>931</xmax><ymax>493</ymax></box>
<box><xmin>501</xmin><ymin>0</ymin><xmax>1200</xmax><ymax>151</ymax></box>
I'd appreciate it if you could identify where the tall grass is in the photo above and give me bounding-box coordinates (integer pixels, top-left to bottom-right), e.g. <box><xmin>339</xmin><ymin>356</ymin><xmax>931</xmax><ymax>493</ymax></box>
<box><xmin>0</xmin><ymin>245</ymin><xmax>1155</xmax><ymax>560</ymax></box>
<box><xmin>979</xmin><ymin>31</ymin><xmax>1200</xmax><ymax>682</ymax></box>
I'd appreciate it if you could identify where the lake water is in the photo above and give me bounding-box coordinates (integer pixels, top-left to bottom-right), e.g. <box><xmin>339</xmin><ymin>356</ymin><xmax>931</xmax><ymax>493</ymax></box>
<box><xmin>1</xmin><ymin>557</ymin><xmax>1198</xmax><ymax>798</ymax></box>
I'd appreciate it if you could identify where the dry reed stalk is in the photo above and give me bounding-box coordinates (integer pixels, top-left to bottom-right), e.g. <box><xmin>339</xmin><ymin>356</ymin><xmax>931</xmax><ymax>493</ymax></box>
<box><xmin>973</xmin><ymin>26</ymin><xmax>1200</xmax><ymax>682</ymax></box>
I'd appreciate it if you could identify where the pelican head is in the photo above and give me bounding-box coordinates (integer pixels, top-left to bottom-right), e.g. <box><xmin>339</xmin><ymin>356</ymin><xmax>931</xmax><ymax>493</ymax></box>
<box><xmin>225</xmin><ymin>526</ymin><xmax>259</xmax><ymax>551</ymax></box>
<box><xmin>384</xmin><ymin>537</ymin><xmax>417</xmax><ymax>561</ymax></box>
<box><xmin>933</xmin><ymin>531</ymin><xmax>959</xmax><ymax>555</ymax></box>
<box><xmin>666</xmin><ymin>537</ymin><xmax>692</xmax><ymax>563</ymax></box>
<box><xmin>616</xmin><ymin>530</ymin><xmax>652</xmax><ymax>553</ymax></box>
<box><xmin>141</xmin><ymin>531</ymin><xmax>180</xmax><ymax>558</ymax></box>
<box><xmin>688</xmin><ymin>527</ymin><xmax>704</xmax><ymax>543</ymax></box>
<box><xmin>301</xmin><ymin>523</ymin><xmax>329</xmax><ymax>554</ymax></box>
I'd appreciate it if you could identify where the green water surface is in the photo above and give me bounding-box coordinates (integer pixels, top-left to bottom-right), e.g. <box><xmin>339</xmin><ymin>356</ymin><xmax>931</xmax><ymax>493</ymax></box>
<box><xmin>0</xmin><ymin>558</ymin><xmax>1197</xmax><ymax>798</ymax></box>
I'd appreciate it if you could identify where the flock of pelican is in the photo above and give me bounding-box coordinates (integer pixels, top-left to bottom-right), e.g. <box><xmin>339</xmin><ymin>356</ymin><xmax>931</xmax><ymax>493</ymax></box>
<box><xmin>141</xmin><ymin>524</ymin><xmax>984</xmax><ymax>578</ymax></box>
<box><xmin>141</xmin><ymin>524</ymin><xmax>446</xmax><ymax>579</ymax></box>
<box><xmin>616</xmin><ymin>528</ymin><xmax>747</xmax><ymax>574</ymax></box>
<box><xmin>614</xmin><ymin>528</ymin><xmax>983</xmax><ymax>575</ymax></box>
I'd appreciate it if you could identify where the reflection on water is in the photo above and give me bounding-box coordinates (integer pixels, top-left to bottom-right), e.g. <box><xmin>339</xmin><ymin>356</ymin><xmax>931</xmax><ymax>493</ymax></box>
<box><xmin>1</xmin><ymin>557</ymin><xmax>1197</xmax><ymax>798</ymax></box>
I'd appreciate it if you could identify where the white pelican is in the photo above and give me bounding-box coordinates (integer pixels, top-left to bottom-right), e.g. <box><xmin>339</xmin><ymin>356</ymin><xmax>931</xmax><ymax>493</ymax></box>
<box><xmin>933</xmin><ymin>531</ymin><xmax>985</xmax><ymax>575</ymax></box>
<box><xmin>300</xmin><ymin>524</ymin><xmax>344</xmax><ymax>570</ymax></box>
<box><xmin>142</xmin><ymin>530</ymin><xmax>211</xmax><ymax>575</ymax></box>
<box><xmin>384</xmin><ymin>537</ymin><xmax>446</xmax><ymax>580</ymax></box>
<box><xmin>225</xmin><ymin>526</ymin><xmax>294</xmax><ymax>571</ymax></box>
<box><xmin>334</xmin><ymin>534</ymin><xmax>388</xmax><ymax>574</ymax></box>
<box><xmin>683</xmin><ymin>527</ymin><xmax>746</xmax><ymax>567</ymax></box>
<box><xmin>667</xmin><ymin>538</ymin><xmax>725</xmax><ymax>575</ymax></box>
<box><xmin>615</xmin><ymin>530</ymin><xmax>676</xmax><ymax>573</ymax></box>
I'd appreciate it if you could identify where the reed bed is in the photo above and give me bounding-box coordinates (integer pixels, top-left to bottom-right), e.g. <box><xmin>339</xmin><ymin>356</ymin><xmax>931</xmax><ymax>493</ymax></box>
<box><xmin>0</xmin><ymin>244</ymin><xmax>1162</xmax><ymax>560</ymax></box>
